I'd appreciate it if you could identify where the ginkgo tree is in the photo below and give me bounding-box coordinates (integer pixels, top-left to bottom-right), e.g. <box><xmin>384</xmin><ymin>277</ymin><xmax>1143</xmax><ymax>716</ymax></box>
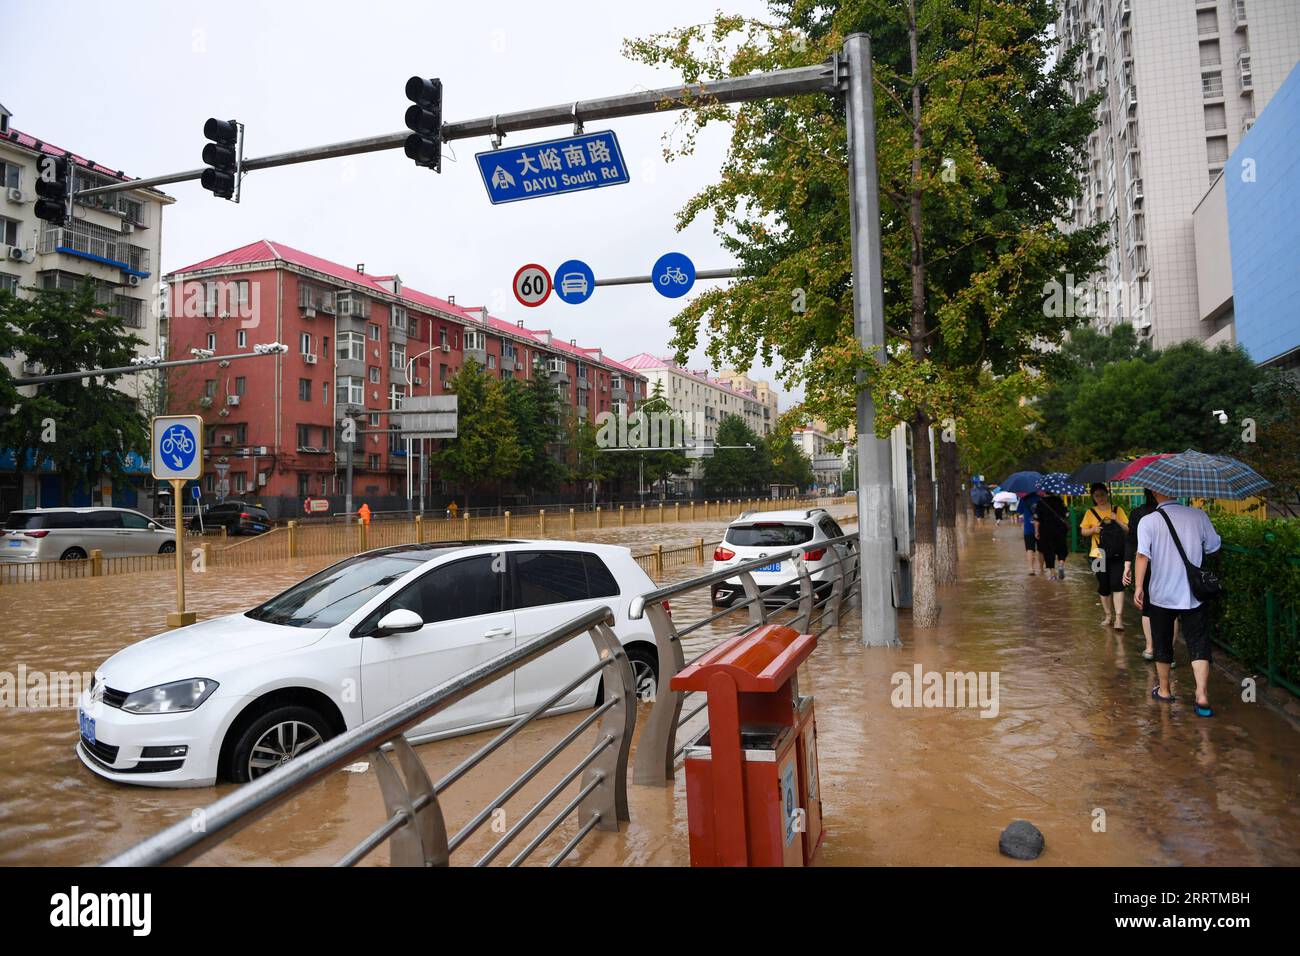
<box><xmin>625</xmin><ymin>0</ymin><xmax>1106</xmax><ymax>625</ymax></box>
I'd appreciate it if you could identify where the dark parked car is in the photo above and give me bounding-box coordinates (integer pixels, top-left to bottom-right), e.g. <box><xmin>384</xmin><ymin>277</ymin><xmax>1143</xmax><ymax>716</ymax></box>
<box><xmin>190</xmin><ymin>501</ymin><xmax>272</xmax><ymax>535</ymax></box>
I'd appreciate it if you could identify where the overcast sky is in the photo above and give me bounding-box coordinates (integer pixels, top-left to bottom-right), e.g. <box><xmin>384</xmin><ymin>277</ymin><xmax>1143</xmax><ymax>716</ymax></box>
<box><xmin>4</xmin><ymin>0</ymin><xmax>806</xmax><ymax>405</ymax></box>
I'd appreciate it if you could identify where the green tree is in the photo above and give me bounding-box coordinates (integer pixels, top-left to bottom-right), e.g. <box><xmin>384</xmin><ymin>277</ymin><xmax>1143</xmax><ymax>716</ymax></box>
<box><xmin>0</xmin><ymin>284</ymin><xmax>149</xmax><ymax>505</ymax></box>
<box><xmin>432</xmin><ymin>359</ymin><xmax>522</xmax><ymax>508</ymax></box>
<box><xmin>766</xmin><ymin>429</ymin><xmax>815</xmax><ymax>489</ymax></box>
<box><xmin>625</xmin><ymin>0</ymin><xmax>1107</xmax><ymax>625</ymax></box>
<box><xmin>503</xmin><ymin>364</ymin><xmax>567</xmax><ymax>494</ymax></box>
<box><xmin>701</xmin><ymin>414</ymin><xmax>769</xmax><ymax>494</ymax></box>
<box><xmin>1234</xmin><ymin>370</ymin><xmax>1300</xmax><ymax>516</ymax></box>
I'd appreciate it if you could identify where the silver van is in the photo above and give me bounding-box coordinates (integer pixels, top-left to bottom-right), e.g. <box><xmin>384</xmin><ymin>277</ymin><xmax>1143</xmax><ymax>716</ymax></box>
<box><xmin>1</xmin><ymin>508</ymin><xmax>177</xmax><ymax>562</ymax></box>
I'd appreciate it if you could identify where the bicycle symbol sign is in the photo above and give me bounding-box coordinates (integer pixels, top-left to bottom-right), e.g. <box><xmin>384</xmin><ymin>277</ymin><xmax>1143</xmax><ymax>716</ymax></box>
<box><xmin>651</xmin><ymin>252</ymin><xmax>695</xmax><ymax>299</ymax></box>
<box><xmin>151</xmin><ymin>415</ymin><xmax>204</xmax><ymax>481</ymax></box>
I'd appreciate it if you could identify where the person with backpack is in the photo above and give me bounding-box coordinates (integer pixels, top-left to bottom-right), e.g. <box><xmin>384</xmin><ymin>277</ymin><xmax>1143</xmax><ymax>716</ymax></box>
<box><xmin>1133</xmin><ymin>492</ymin><xmax>1222</xmax><ymax>717</ymax></box>
<box><xmin>1080</xmin><ymin>483</ymin><xmax>1129</xmax><ymax>629</ymax></box>
<box><xmin>1123</xmin><ymin>489</ymin><xmax>1160</xmax><ymax>660</ymax></box>
<box><xmin>1016</xmin><ymin>492</ymin><xmax>1043</xmax><ymax>575</ymax></box>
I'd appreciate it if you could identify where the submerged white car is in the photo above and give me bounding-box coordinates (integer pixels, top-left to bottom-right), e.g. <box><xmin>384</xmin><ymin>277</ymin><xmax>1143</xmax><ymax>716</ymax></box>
<box><xmin>76</xmin><ymin>540</ymin><xmax>660</xmax><ymax>788</ymax></box>
<box><xmin>710</xmin><ymin>508</ymin><xmax>857</xmax><ymax>607</ymax></box>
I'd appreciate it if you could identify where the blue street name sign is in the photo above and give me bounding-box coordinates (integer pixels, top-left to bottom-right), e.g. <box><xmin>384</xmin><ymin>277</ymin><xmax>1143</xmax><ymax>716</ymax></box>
<box><xmin>476</xmin><ymin>131</ymin><xmax>629</xmax><ymax>205</ymax></box>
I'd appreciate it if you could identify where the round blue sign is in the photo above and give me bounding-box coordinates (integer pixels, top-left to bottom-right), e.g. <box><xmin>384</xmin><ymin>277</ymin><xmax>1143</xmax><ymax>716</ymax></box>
<box><xmin>652</xmin><ymin>252</ymin><xmax>695</xmax><ymax>299</ymax></box>
<box><xmin>554</xmin><ymin>259</ymin><xmax>596</xmax><ymax>305</ymax></box>
<box><xmin>160</xmin><ymin>423</ymin><xmax>197</xmax><ymax>472</ymax></box>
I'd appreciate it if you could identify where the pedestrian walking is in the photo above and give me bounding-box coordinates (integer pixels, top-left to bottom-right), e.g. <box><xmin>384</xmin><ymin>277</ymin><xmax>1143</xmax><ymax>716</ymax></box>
<box><xmin>1133</xmin><ymin>493</ymin><xmax>1222</xmax><ymax>717</ymax></box>
<box><xmin>1016</xmin><ymin>492</ymin><xmax>1043</xmax><ymax>575</ymax></box>
<box><xmin>1079</xmin><ymin>483</ymin><xmax>1128</xmax><ymax>628</ymax></box>
<box><xmin>1123</xmin><ymin>489</ymin><xmax>1160</xmax><ymax>660</ymax></box>
<box><xmin>1034</xmin><ymin>492</ymin><xmax>1070</xmax><ymax>580</ymax></box>
<box><xmin>993</xmin><ymin>489</ymin><xmax>1017</xmax><ymax>525</ymax></box>
<box><xmin>971</xmin><ymin>482</ymin><xmax>992</xmax><ymax>521</ymax></box>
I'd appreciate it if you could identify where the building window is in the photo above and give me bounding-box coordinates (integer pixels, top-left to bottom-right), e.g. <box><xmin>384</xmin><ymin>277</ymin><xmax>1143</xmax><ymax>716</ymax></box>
<box><xmin>234</xmin><ymin>377</ymin><xmax>246</xmax><ymax>395</ymax></box>
<box><xmin>440</xmin><ymin>363</ymin><xmax>448</xmax><ymax>383</ymax></box>
<box><xmin>391</xmin><ymin>306</ymin><xmax>407</xmax><ymax>331</ymax></box>
<box><xmin>369</xmin><ymin>366</ymin><xmax>380</xmax><ymax>384</ymax></box>
<box><xmin>1</xmin><ymin>162</ymin><xmax>19</xmax><ymax>190</ymax></box>
<box><xmin>322</xmin><ymin>381</ymin><xmax>329</xmax><ymax>406</ymax></box>
<box><xmin>337</xmin><ymin>376</ymin><xmax>364</xmax><ymax>405</ymax></box>
<box><xmin>300</xmin><ymin>332</ymin><xmax>313</xmax><ymax>355</ymax></box>
<box><xmin>298</xmin><ymin>473</ymin><xmax>310</xmax><ymax>497</ymax></box>
<box><xmin>0</xmin><ymin>217</ymin><xmax>18</xmax><ymax>247</ymax></box>
<box><xmin>487</xmin><ymin>355</ymin><xmax>496</xmax><ymax>370</ymax></box>
<box><xmin>204</xmin><ymin>379</ymin><xmax>216</xmax><ymax>398</ymax></box>
<box><xmin>297</xmin><ymin>424</ymin><xmax>311</xmax><ymax>449</ymax></box>
<box><xmin>389</xmin><ymin>384</ymin><xmax>404</xmax><ymax>409</ymax></box>
<box><xmin>368</xmin><ymin>323</ymin><xmax>380</xmax><ymax>341</ymax></box>
<box><xmin>298</xmin><ymin>378</ymin><xmax>311</xmax><ymax>401</ymax></box>
<box><xmin>337</xmin><ymin>331</ymin><xmax>364</xmax><ymax>362</ymax></box>
<box><xmin>0</xmin><ymin>273</ymin><xmax>18</xmax><ymax>294</ymax></box>
<box><xmin>206</xmin><ymin>332</ymin><xmax>216</xmax><ymax>351</ymax></box>
<box><xmin>409</xmin><ymin>316</ymin><xmax>420</xmax><ymax>339</ymax></box>
<box><xmin>234</xmin><ymin>423</ymin><xmax>247</xmax><ymax>444</ymax></box>
<box><xmin>465</xmin><ymin>329</ymin><xmax>485</xmax><ymax>351</ymax></box>
<box><xmin>390</xmin><ymin>343</ymin><xmax>406</xmax><ymax>369</ymax></box>
<box><xmin>367</xmin><ymin>454</ymin><xmax>379</xmax><ymax>470</ymax></box>
<box><xmin>237</xmin><ymin>330</ymin><xmax>247</xmax><ymax>348</ymax></box>
<box><xmin>369</xmin><ymin>412</ymin><xmax>380</xmax><ymax>427</ymax></box>
<box><xmin>234</xmin><ymin>472</ymin><xmax>247</xmax><ymax>494</ymax></box>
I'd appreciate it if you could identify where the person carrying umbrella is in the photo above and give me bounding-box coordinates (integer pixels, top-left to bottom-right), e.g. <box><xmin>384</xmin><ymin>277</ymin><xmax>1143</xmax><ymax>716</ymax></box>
<box><xmin>1080</xmin><ymin>483</ymin><xmax>1129</xmax><ymax>628</ymax></box>
<box><xmin>1123</xmin><ymin>489</ymin><xmax>1161</xmax><ymax>660</ymax></box>
<box><xmin>1016</xmin><ymin>492</ymin><xmax>1043</xmax><ymax>575</ymax></box>
<box><xmin>1130</xmin><ymin>450</ymin><xmax>1268</xmax><ymax>718</ymax></box>
<box><xmin>993</xmin><ymin>489</ymin><xmax>1017</xmax><ymax>525</ymax></box>
<box><xmin>1034</xmin><ymin>473</ymin><xmax>1085</xmax><ymax>580</ymax></box>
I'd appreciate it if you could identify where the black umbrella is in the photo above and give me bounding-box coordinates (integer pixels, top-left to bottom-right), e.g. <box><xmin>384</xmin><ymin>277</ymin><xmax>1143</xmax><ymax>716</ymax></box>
<box><xmin>1067</xmin><ymin>460</ymin><xmax>1128</xmax><ymax>485</ymax></box>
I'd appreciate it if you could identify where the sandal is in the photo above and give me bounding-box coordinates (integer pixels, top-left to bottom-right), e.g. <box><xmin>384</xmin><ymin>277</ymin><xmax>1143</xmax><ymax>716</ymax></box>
<box><xmin>1151</xmin><ymin>687</ymin><xmax>1176</xmax><ymax>703</ymax></box>
<box><xmin>1195</xmin><ymin>702</ymin><xmax>1214</xmax><ymax>718</ymax></box>
<box><xmin>1142</xmin><ymin>650</ymin><xmax>1154</xmax><ymax>661</ymax></box>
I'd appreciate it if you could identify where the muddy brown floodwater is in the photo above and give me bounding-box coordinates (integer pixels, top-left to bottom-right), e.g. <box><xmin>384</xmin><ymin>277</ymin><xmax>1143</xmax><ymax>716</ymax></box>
<box><xmin>2</xmin><ymin>506</ymin><xmax>1298</xmax><ymax>866</ymax></box>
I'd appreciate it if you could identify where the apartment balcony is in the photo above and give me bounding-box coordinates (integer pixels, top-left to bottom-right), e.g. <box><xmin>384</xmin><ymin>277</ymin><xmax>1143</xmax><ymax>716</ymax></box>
<box><xmin>1202</xmin><ymin>74</ymin><xmax>1224</xmax><ymax>99</ymax></box>
<box><xmin>499</xmin><ymin>354</ymin><xmax>518</xmax><ymax>372</ymax></box>
<box><xmin>547</xmin><ymin>367</ymin><xmax>570</xmax><ymax>384</ymax></box>
<box><xmin>109</xmin><ymin>295</ymin><xmax>145</xmax><ymax>329</ymax></box>
<box><xmin>611</xmin><ymin>385</ymin><xmax>628</xmax><ymax>402</ymax></box>
<box><xmin>1238</xmin><ymin>52</ymin><xmax>1253</xmax><ymax>94</ymax></box>
<box><xmin>1231</xmin><ymin>0</ymin><xmax>1247</xmax><ymax>30</ymax></box>
<box><xmin>463</xmin><ymin>344</ymin><xmax>487</xmax><ymax>367</ymax></box>
<box><xmin>38</xmin><ymin>223</ymin><xmax>150</xmax><ymax>277</ymax></box>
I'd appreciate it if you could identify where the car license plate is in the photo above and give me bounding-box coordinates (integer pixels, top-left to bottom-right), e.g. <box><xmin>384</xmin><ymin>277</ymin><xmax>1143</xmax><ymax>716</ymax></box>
<box><xmin>757</xmin><ymin>562</ymin><xmax>781</xmax><ymax>573</ymax></box>
<box><xmin>7</xmin><ymin>540</ymin><xmax>20</xmax><ymax>548</ymax></box>
<box><xmin>79</xmin><ymin>708</ymin><xmax>95</xmax><ymax>745</ymax></box>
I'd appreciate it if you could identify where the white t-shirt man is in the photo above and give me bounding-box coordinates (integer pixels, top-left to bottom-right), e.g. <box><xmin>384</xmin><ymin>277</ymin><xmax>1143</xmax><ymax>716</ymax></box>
<box><xmin>1136</xmin><ymin>502</ymin><xmax>1222</xmax><ymax>610</ymax></box>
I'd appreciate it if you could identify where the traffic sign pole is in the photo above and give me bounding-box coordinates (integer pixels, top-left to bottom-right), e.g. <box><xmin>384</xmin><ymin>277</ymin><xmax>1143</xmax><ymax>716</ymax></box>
<box><xmin>152</xmin><ymin>415</ymin><xmax>203</xmax><ymax>629</ymax></box>
<box><xmin>168</xmin><ymin>478</ymin><xmax>194</xmax><ymax>629</ymax></box>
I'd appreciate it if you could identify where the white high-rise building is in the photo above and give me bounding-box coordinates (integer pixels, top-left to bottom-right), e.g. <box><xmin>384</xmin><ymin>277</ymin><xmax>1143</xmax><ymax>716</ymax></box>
<box><xmin>1057</xmin><ymin>0</ymin><xmax>1300</xmax><ymax>347</ymax></box>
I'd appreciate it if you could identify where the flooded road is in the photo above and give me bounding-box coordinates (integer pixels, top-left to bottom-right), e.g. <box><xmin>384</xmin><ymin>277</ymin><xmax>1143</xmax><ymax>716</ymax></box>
<box><xmin>2</xmin><ymin>507</ymin><xmax>1297</xmax><ymax>866</ymax></box>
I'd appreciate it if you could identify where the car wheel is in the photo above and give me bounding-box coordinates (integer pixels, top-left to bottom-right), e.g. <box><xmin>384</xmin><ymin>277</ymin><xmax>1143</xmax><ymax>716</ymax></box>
<box><xmin>625</xmin><ymin>645</ymin><xmax>659</xmax><ymax>702</ymax></box>
<box><xmin>59</xmin><ymin>547</ymin><xmax>88</xmax><ymax>561</ymax></box>
<box><xmin>710</xmin><ymin>585</ymin><xmax>736</xmax><ymax>608</ymax></box>
<box><xmin>226</xmin><ymin>705</ymin><xmax>333</xmax><ymax>783</ymax></box>
<box><xmin>158</xmin><ymin>541</ymin><xmax>176</xmax><ymax>554</ymax></box>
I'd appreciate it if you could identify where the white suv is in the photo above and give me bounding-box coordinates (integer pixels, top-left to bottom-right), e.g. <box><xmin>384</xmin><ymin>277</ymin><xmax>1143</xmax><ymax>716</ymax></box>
<box><xmin>76</xmin><ymin>540</ymin><xmax>660</xmax><ymax>788</ymax></box>
<box><xmin>710</xmin><ymin>508</ymin><xmax>856</xmax><ymax>607</ymax></box>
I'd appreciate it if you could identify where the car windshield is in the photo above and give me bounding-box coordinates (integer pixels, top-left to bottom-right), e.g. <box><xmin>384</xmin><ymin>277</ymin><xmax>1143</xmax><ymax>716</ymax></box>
<box><xmin>726</xmin><ymin>523</ymin><xmax>814</xmax><ymax>547</ymax></box>
<box><xmin>245</xmin><ymin>553</ymin><xmax>425</xmax><ymax>628</ymax></box>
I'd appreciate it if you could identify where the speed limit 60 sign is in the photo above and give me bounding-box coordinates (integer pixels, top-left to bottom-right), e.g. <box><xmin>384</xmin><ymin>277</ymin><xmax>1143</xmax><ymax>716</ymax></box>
<box><xmin>513</xmin><ymin>263</ymin><xmax>552</xmax><ymax>308</ymax></box>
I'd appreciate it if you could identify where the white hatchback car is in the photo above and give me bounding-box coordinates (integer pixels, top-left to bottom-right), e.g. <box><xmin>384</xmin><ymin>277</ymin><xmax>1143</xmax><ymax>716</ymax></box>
<box><xmin>710</xmin><ymin>508</ymin><xmax>857</xmax><ymax>608</ymax></box>
<box><xmin>76</xmin><ymin>540</ymin><xmax>660</xmax><ymax>788</ymax></box>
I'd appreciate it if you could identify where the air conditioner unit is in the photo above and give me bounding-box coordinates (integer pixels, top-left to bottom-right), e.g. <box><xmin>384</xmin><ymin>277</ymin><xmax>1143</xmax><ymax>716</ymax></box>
<box><xmin>303</xmin><ymin>353</ymin><xmax>318</xmax><ymax>365</ymax></box>
<box><xmin>120</xmin><ymin>222</ymin><xmax>135</xmax><ymax>234</ymax></box>
<box><xmin>126</xmin><ymin>275</ymin><xmax>142</xmax><ymax>287</ymax></box>
<box><xmin>258</xmin><ymin>473</ymin><xmax>267</xmax><ymax>486</ymax></box>
<box><xmin>226</xmin><ymin>395</ymin><xmax>241</xmax><ymax>406</ymax></box>
<box><xmin>221</xmin><ymin>434</ymin><xmax>233</xmax><ymax>444</ymax></box>
<box><xmin>8</xmin><ymin>246</ymin><xmax>25</xmax><ymax>261</ymax></box>
<box><xmin>302</xmin><ymin>306</ymin><xmax>316</xmax><ymax>318</ymax></box>
<box><xmin>441</xmin><ymin>344</ymin><xmax>450</xmax><ymax>352</ymax></box>
<box><xmin>413</xmin><ymin>376</ymin><xmax>423</xmax><ymax>386</ymax></box>
<box><xmin>6</xmin><ymin>188</ymin><xmax>25</xmax><ymax>204</ymax></box>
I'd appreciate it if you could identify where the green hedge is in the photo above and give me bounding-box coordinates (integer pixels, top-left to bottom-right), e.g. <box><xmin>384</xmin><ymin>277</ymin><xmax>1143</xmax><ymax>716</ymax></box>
<box><xmin>1207</xmin><ymin>513</ymin><xmax>1300</xmax><ymax>695</ymax></box>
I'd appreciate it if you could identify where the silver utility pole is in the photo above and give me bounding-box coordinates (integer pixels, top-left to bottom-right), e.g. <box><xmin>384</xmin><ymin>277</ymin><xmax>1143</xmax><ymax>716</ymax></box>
<box><xmin>77</xmin><ymin>45</ymin><xmax>898</xmax><ymax>645</ymax></box>
<box><xmin>844</xmin><ymin>34</ymin><xmax>899</xmax><ymax>647</ymax></box>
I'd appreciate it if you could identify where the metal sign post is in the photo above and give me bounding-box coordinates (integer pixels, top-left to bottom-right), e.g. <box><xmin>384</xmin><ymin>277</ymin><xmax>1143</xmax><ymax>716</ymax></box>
<box><xmin>151</xmin><ymin>415</ymin><xmax>204</xmax><ymax>628</ymax></box>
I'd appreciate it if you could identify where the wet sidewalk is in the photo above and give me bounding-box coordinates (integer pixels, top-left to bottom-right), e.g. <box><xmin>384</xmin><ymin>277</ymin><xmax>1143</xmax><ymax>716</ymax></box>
<box><xmin>579</xmin><ymin>519</ymin><xmax>1300</xmax><ymax>866</ymax></box>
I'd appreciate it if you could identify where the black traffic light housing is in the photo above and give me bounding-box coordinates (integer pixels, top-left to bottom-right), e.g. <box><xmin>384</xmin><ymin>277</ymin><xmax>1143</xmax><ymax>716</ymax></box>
<box><xmin>201</xmin><ymin>117</ymin><xmax>242</xmax><ymax>201</ymax></box>
<box><xmin>34</xmin><ymin>155</ymin><xmax>72</xmax><ymax>227</ymax></box>
<box><xmin>404</xmin><ymin>77</ymin><xmax>442</xmax><ymax>172</ymax></box>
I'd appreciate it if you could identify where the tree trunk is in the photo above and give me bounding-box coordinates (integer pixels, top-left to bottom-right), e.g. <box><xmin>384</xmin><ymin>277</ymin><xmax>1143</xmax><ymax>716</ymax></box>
<box><xmin>906</xmin><ymin>0</ymin><xmax>940</xmax><ymax>628</ymax></box>
<box><xmin>936</xmin><ymin>435</ymin><xmax>959</xmax><ymax>585</ymax></box>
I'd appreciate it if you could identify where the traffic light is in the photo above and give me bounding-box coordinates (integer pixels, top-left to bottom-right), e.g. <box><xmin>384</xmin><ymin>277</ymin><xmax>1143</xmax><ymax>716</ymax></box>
<box><xmin>404</xmin><ymin>77</ymin><xmax>442</xmax><ymax>172</ymax></box>
<box><xmin>201</xmin><ymin>117</ymin><xmax>241</xmax><ymax>200</ymax></box>
<box><xmin>34</xmin><ymin>156</ymin><xmax>72</xmax><ymax>227</ymax></box>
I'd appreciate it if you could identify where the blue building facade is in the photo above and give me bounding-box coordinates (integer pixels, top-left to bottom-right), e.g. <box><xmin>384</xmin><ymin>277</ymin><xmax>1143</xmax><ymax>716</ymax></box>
<box><xmin>1224</xmin><ymin>63</ymin><xmax>1300</xmax><ymax>367</ymax></box>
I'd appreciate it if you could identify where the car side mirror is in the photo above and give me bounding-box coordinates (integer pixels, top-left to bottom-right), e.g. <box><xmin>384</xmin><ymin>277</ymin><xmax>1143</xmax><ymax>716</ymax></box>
<box><xmin>374</xmin><ymin>608</ymin><xmax>424</xmax><ymax>636</ymax></box>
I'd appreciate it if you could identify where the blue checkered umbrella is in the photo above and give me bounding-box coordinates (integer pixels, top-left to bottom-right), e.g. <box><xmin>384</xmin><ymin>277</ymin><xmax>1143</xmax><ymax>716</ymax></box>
<box><xmin>999</xmin><ymin>471</ymin><xmax>1041</xmax><ymax>493</ymax></box>
<box><xmin>1036</xmin><ymin>472</ymin><xmax>1088</xmax><ymax>495</ymax></box>
<box><xmin>1126</xmin><ymin>448</ymin><xmax>1270</xmax><ymax>500</ymax></box>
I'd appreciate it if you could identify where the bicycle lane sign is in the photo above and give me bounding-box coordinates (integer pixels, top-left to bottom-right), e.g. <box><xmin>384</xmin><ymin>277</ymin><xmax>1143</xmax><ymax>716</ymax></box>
<box><xmin>151</xmin><ymin>415</ymin><xmax>204</xmax><ymax>481</ymax></box>
<box><xmin>652</xmin><ymin>252</ymin><xmax>695</xmax><ymax>299</ymax></box>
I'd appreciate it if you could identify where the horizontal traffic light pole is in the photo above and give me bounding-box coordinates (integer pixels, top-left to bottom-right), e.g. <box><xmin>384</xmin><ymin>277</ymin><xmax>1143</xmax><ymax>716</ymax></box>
<box><xmin>72</xmin><ymin>60</ymin><xmax>840</xmax><ymax>199</ymax></box>
<box><xmin>16</xmin><ymin>347</ymin><xmax>285</xmax><ymax>386</ymax></box>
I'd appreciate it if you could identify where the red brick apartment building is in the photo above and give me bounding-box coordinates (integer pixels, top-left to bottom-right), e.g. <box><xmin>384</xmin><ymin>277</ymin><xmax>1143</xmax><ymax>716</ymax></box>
<box><xmin>164</xmin><ymin>240</ymin><xmax>646</xmax><ymax>517</ymax></box>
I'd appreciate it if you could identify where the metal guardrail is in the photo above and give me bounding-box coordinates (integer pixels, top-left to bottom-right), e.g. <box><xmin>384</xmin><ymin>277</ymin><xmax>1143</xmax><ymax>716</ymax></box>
<box><xmin>103</xmin><ymin>604</ymin><xmax>636</xmax><ymax>867</ymax></box>
<box><xmin>629</xmin><ymin>531</ymin><xmax>861</xmax><ymax>786</ymax></box>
